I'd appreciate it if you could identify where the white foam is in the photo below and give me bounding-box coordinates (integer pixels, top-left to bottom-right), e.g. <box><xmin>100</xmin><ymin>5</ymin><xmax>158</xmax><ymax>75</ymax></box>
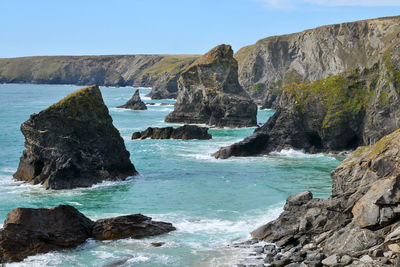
<box><xmin>270</xmin><ymin>148</ymin><xmax>337</xmax><ymax>160</ymax></box>
<box><xmin>66</xmin><ymin>201</ymin><xmax>83</xmax><ymax>206</ymax></box>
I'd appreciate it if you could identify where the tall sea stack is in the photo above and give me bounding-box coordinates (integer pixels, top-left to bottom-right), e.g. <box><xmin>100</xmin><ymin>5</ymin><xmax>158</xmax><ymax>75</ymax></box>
<box><xmin>165</xmin><ymin>44</ymin><xmax>257</xmax><ymax>127</ymax></box>
<box><xmin>13</xmin><ymin>85</ymin><xmax>137</xmax><ymax>189</ymax></box>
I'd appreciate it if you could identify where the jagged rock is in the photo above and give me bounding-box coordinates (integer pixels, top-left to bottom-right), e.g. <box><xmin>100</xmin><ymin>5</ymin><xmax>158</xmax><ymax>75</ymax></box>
<box><xmin>117</xmin><ymin>89</ymin><xmax>147</xmax><ymax>110</ymax></box>
<box><xmin>0</xmin><ymin>205</ymin><xmax>94</xmax><ymax>263</ymax></box>
<box><xmin>13</xmin><ymin>85</ymin><xmax>137</xmax><ymax>189</ymax></box>
<box><xmin>251</xmin><ymin>129</ymin><xmax>400</xmax><ymax>265</ymax></box>
<box><xmin>92</xmin><ymin>214</ymin><xmax>176</xmax><ymax>240</ymax></box>
<box><xmin>165</xmin><ymin>44</ymin><xmax>257</xmax><ymax>127</ymax></box>
<box><xmin>214</xmin><ymin>48</ymin><xmax>400</xmax><ymax>158</ymax></box>
<box><xmin>131</xmin><ymin>125</ymin><xmax>212</xmax><ymax>140</ymax></box>
<box><xmin>0</xmin><ymin>205</ymin><xmax>176</xmax><ymax>264</ymax></box>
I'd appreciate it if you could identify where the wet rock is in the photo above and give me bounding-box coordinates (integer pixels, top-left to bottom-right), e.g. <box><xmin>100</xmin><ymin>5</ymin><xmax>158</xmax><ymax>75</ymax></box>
<box><xmin>131</xmin><ymin>125</ymin><xmax>212</xmax><ymax>140</ymax></box>
<box><xmin>151</xmin><ymin>242</ymin><xmax>165</xmax><ymax>247</ymax></box>
<box><xmin>0</xmin><ymin>205</ymin><xmax>94</xmax><ymax>263</ymax></box>
<box><xmin>92</xmin><ymin>214</ymin><xmax>175</xmax><ymax>240</ymax></box>
<box><xmin>117</xmin><ymin>89</ymin><xmax>147</xmax><ymax>110</ymax></box>
<box><xmin>13</xmin><ymin>85</ymin><xmax>137</xmax><ymax>189</ymax></box>
<box><xmin>165</xmin><ymin>44</ymin><xmax>257</xmax><ymax>127</ymax></box>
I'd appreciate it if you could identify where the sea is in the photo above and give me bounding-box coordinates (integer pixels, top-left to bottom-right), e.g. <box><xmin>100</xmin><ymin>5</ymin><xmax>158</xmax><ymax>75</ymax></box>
<box><xmin>0</xmin><ymin>84</ymin><xmax>342</xmax><ymax>266</ymax></box>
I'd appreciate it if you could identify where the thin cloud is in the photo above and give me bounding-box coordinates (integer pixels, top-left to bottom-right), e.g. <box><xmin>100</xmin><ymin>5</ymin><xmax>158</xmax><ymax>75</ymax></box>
<box><xmin>257</xmin><ymin>0</ymin><xmax>400</xmax><ymax>8</ymax></box>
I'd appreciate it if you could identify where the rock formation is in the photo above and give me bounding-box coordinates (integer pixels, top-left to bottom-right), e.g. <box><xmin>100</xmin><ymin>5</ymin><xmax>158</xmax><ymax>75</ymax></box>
<box><xmin>0</xmin><ymin>205</ymin><xmax>175</xmax><ymax>264</ymax></box>
<box><xmin>235</xmin><ymin>15</ymin><xmax>400</xmax><ymax>104</ymax></box>
<box><xmin>13</xmin><ymin>85</ymin><xmax>137</xmax><ymax>189</ymax></box>
<box><xmin>214</xmin><ymin>40</ymin><xmax>400</xmax><ymax>158</ymax></box>
<box><xmin>165</xmin><ymin>44</ymin><xmax>257</xmax><ymax>127</ymax></box>
<box><xmin>117</xmin><ymin>89</ymin><xmax>147</xmax><ymax>110</ymax></box>
<box><xmin>250</xmin><ymin>129</ymin><xmax>400</xmax><ymax>266</ymax></box>
<box><xmin>92</xmin><ymin>214</ymin><xmax>176</xmax><ymax>240</ymax></box>
<box><xmin>0</xmin><ymin>55</ymin><xmax>198</xmax><ymax>99</ymax></box>
<box><xmin>0</xmin><ymin>205</ymin><xmax>94</xmax><ymax>263</ymax></box>
<box><xmin>132</xmin><ymin>125</ymin><xmax>212</xmax><ymax>140</ymax></box>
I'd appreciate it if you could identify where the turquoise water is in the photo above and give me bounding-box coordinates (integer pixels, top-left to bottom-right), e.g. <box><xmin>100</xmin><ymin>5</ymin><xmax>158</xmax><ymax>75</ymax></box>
<box><xmin>0</xmin><ymin>84</ymin><xmax>342</xmax><ymax>266</ymax></box>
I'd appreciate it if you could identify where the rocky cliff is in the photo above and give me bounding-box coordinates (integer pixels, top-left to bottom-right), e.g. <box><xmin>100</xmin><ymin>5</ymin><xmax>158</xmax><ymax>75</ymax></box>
<box><xmin>13</xmin><ymin>85</ymin><xmax>137</xmax><ymax>189</ymax></box>
<box><xmin>165</xmin><ymin>44</ymin><xmax>257</xmax><ymax>127</ymax></box>
<box><xmin>214</xmin><ymin>21</ymin><xmax>400</xmax><ymax>158</ymax></box>
<box><xmin>249</xmin><ymin>128</ymin><xmax>400</xmax><ymax>266</ymax></box>
<box><xmin>0</xmin><ymin>54</ymin><xmax>198</xmax><ymax>99</ymax></box>
<box><xmin>235</xmin><ymin>15</ymin><xmax>400</xmax><ymax>106</ymax></box>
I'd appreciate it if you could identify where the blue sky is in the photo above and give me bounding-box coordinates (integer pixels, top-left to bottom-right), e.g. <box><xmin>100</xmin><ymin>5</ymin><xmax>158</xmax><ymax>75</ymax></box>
<box><xmin>1</xmin><ymin>0</ymin><xmax>399</xmax><ymax>57</ymax></box>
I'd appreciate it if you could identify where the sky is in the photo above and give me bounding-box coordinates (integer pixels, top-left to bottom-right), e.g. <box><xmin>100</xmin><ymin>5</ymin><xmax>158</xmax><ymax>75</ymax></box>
<box><xmin>0</xmin><ymin>0</ymin><xmax>399</xmax><ymax>57</ymax></box>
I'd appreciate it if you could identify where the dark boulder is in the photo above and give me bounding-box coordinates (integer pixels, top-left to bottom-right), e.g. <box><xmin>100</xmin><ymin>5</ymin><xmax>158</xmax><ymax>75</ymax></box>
<box><xmin>117</xmin><ymin>89</ymin><xmax>147</xmax><ymax>110</ymax></box>
<box><xmin>0</xmin><ymin>205</ymin><xmax>94</xmax><ymax>263</ymax></box>
<box><xmin>165</xmin><ymin>44</ymin><xmax>257</xmax><ymax>127</ymax></box>
<box><xmin>0</xmin><ymin>205</ymin><xmax>176</xmax><ymax>264</ymax></box>
<box><xmin>13</xmin><ymin>85</ymin><xmax>137</xmax><ymax>189</ymax></box>
<box><xmin>132</xmin><ymin>125</ymin><xmax>212</xmax><ymax>140</ymax></box>
<box><xmin>92</xmin><ymin>214</ymin><xmax>176</xmax><ymax>240</ymax></box>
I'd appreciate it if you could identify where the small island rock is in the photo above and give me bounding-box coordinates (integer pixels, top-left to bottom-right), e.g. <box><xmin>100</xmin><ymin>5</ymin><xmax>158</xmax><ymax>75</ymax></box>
<box><xmin>165</xmin><ymin>44</ymin><xmax>257</xmax><ymax>127</ymax></box>
<box><xmin>13</xmin><ymin>85</ymin><xmax>137</xmax><ymax>189</ymax></box>
<box><xmin>132</xmin><ymin>125</ymin><xmax>212</xmax><ymax>140</ymax></box>
<box><xmin>92</xmin><ymin>214</ymin><xmax>176</xmax><ymax>240</ymax></box>
<box><xmin>117</xmin><ymin>89</ymin><xmax>147</xmax><ymax>110</ymax></box>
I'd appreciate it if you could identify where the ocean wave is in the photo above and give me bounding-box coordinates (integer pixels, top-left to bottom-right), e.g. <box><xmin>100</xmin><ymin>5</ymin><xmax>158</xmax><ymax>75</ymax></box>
<box><xmin>270</xmin><ymin>148</ymin><xmax>338</xmax><ymax>160</ymax></box>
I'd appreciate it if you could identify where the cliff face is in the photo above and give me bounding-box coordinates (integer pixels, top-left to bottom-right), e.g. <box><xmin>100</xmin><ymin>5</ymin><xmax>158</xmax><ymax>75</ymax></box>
<box><xmin>13</xmin><ymin>85</ymin><xmax>137</xmax><ymax>189</ymax></box>
<box><xmin>214</xmin><ymin>17</ymin><xmax>400</xmax><ymax>158</ymax></box>
<box><xmin>235</xmin><ymin>16</ymin><xmax>400</xmax><ymax>105</ymax></box>
<box><xmin>0</xmin><ymin>55</ymin><xmax>198</xmax><ymax>99</ymax></box>
<box><xmin>165</xmin><ymin>44</ymin><xmax>257</xmax><ymax>127</ymax></box>
<box><xmin>250</xmin><ymin>129</ymin><xmax>400</xmax><ymax>266</ymax></box>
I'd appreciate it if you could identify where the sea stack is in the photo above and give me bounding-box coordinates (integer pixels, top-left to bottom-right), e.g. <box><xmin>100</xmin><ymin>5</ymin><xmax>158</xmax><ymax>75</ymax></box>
<box><xmin>165</xmin><ymin>44</ymin><xmax>257</xmax><ymax>127</ymax></box>
<box><xmin>13</xmin><ymin>85</ymin><xmax>137</xmax><ymax>189</ymax></box>
<box><xmin>117</xmin><ymin>89</ymin><xmax>147</xmax><ymax>110</ymax></box>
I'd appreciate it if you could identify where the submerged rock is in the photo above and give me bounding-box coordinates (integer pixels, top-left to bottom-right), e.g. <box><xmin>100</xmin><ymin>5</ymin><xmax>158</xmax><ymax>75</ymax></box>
<box><xmin>165</xmin><ymin>44</ymin><xmax>257</xmax><ymax>127</ymax></box>
<box><xmin>0</xmin><ymin>205</ymin><xmax>94</xmax><ymax>263</ymax></box>
<box><xmin>117</xmin><ymin>89</ymin><xmax>147</xmax><ymax>110</ymax></box>
<box><xmin>132</xmin><ymin>125</ymin><xmax>212</xmax><ymax>140</ymax></box>
<box><xmin>13</xmin><ymin>85</ymin><xmax>137</xmax><ymax>189</ymax></box>
<box><xmin>92</xmin><ymin>214</ymin><xmax>176</xmax><ymax>240</ymax></box>
<box><xmin>0</xmin><ymin>205</ymin><xmax>176</xmax><ymax>263</ymax></box>
<box><xmin>251</xmin><ymin>129</ymin><xmax>400</xmax><ymax>266</ymax></box>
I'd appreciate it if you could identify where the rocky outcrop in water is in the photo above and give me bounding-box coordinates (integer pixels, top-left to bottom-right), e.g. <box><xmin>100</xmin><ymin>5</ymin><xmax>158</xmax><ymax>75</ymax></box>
<box><xmin>92</xmin><ymin>214</ymin><xmax>176</xmax><ymax>240</ymax></box>
<box><xmin>214</xmin><ymin>38</ymin><xmax>400</xmax><ymax>158</ymax></box>
<box><xmin>132</xmin><ymin>125</ymin><xmax>212</xmax><ymax>140</ymax></box>
<box><xmin>0</xmin><ymin>205</ymin><xmax>175</xmax><ymax>264</ymax></box>
<box><xmin>13</xmin><ymin>85</ymin><xmax>137</xmax><ymax>189</ymax></box>
<box><xmin>165</xmin><ymin>44</ymin><xmax>257</xmax><ymax>127</ymax></box>
<box><xmin>249</xmin><ymin>129</ymin><xmax>400</xmax><ymax>266</ymax></box>
<box><xmin>235</xmin><ymin>15</ymin><xmax>400</xmax><ymax>104</ymax></box>
<box><xmin>117</xmin><ymin>89</ymin><xmax>147</xmax><ymax>110</ymax></box>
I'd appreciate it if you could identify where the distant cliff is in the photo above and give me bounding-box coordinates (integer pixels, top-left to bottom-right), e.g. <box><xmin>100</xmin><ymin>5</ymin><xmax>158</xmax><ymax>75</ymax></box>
<box><xmin>235</xmin><ymin>15</ymin><xmax>400</xmax><ymax>105</ymax></box>
<box><xmin>0</xmin><ymin>54</ymin><xmax>198</xmax><ymax>99</ymax></box>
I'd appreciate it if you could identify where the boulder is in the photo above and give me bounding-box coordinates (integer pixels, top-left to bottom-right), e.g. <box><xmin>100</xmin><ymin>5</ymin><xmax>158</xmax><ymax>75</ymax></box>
<box><xmin>0</xmin><ymin>205</ymin><xmax>176</xmax><ymax>264</ymax></box>
<box><xmin>132</xmin><ymin>125</ymin><xmax>212</xmax><ymax>140</ymax></box>
<box><xmin>0</xmin><ymin>205</ymin><xmax>94</xmax><ymax>263</ymax></box>
<box><xmin>92</xmin><ymin>214</ymin><xmax>176</xmax><ymax>240</ymax></box>
<box><xmin>13</xmin><ymin>85</ymin><xmax>137</xmax><ymax>189</ymax></box>
<box><xmin>165</xmin><ymin>44</ymin><xmax>257</xmax><ymax>127</ymax></box>
<box><xmin>117</xmin><ymin>89</ymin><xmax>147</xmax><ymax>110</ymax></box>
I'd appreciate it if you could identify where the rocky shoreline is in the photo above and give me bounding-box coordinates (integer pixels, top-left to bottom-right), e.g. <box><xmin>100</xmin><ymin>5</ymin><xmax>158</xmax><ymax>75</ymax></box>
<box><xmin>0</xmin><ymin>205</ymin><xmax>175</xmax><ymax>263</ymax></box>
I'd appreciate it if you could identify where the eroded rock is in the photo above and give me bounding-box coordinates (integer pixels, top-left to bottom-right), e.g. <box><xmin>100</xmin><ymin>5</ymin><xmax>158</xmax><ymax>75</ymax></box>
<box><xmin>117</xmin><ymin>89</ymin><xmax>147</xmax><ymax>110</ymax></box>
<box><xmin>132</xmin><ymin>125</ymin><xmax>212</xmax><ymax>140</ymax></box>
